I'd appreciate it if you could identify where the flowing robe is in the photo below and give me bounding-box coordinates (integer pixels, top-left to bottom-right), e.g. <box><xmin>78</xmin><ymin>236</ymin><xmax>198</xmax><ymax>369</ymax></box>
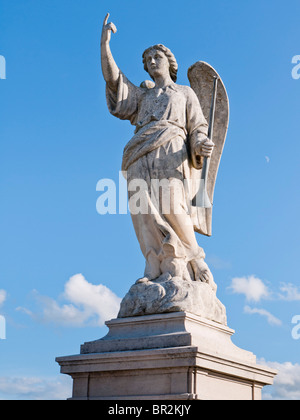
<box><xmin>106</xmin><ymin>73</ymin><xmax>209</xmax><ymax>280</ymax></box>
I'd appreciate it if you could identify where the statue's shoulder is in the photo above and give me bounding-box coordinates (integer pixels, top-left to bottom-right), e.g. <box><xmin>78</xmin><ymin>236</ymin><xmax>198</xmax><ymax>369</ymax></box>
<box><xmin>175</xmin><ymin>83</ymin><xmax>198</xmax><ymax>99</ymax></box>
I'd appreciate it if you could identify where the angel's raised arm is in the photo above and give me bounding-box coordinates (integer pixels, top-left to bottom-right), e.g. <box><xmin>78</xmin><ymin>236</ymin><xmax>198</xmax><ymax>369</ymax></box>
<box><xmin>101</xmin><ymin>13</ymin><xmax>120</xmax><ymax>91</ymax></box>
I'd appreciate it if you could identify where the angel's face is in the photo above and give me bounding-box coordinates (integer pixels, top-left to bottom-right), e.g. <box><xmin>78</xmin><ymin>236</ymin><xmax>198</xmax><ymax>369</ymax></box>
<box><xmin>145</xmin><ymin>49</ymin><xmax>170</xmax><ymax>80</ymax></box>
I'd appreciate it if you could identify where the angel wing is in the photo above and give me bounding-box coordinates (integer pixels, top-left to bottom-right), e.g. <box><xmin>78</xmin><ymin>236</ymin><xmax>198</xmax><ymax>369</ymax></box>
<box><xmin>188</xmin><ymin>61</ymin><xmax>229</xmax><ymax>236</ymax></box>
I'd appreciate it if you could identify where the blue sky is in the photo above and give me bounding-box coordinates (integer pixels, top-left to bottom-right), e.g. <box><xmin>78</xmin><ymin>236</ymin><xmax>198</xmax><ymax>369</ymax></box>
<box><xmin>0</xmin><ymin>0</ymin><xmax>300</xmax><ymax>399</ymax></box>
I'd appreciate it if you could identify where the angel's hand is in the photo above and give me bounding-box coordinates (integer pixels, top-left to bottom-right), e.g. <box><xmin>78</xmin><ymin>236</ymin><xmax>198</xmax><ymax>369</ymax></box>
<box><xmin>201</xmin><ymin>138</ymin><xmax>214</xmax><ymax>157</ymax></box>
<box><xmin>101</xmin><ymin>13</ymin><xmax>117</xmax><ymax>45</ymax></box>
<box><xmin>194</xmin><ymin>138</ymin><xmax>214</xmax><ymax>158</ymax></box>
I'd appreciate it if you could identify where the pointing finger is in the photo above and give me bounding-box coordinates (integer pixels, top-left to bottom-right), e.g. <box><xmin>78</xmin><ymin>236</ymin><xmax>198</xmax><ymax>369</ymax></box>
<box><xmin>103</xmin><ymin>13</ymin><xmax>110</xmax><ymax>26</ymax></box>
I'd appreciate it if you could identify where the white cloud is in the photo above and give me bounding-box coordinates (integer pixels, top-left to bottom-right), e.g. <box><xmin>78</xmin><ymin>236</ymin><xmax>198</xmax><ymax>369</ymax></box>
<box><xmin>18</xmin><ymin>274</ymin><xmax>121</xmax><ymax>327</ymax></box>
<box><xmin>259</xmin><ymin>359</ymin><xmax>300</xmax><ymax>400</ymax></box>
<box><xmin>229</xmin><ymin>275</ymin><xmax>270</xmax><ymax>302</ymax></box>
<box><xmin>278</xmin><ymin>282</ymin><xmax>300</xmax><ymax>301</ymax></box>
<box><xmin>244</xmin><ymin>305</ymin><xmax>282</xmax><ymax>326</ymax></box>
<box><xmin>0</xmin><ymin>290</ymin><xmax>7</xmax><ymax>307</ymax></box>
<box><xmin>63</xmin><ymin>274</ymin><xmax>121</xmax><ymax>324</ymax></box>
<box><xmin>0</xmin><ymin>375</ymin><xmax>72</xmax><ymax>400</ymax></box>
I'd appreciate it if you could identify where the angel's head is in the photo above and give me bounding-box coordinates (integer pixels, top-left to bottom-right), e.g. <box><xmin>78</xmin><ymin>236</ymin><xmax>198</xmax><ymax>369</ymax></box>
<box><xmin>142</xmin><ymin>44</ymin><xmax>178</xmax><ymax>83</ymax></box>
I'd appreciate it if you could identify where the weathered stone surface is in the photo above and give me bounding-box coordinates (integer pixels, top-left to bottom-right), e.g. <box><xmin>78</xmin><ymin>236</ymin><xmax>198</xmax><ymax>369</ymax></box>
<box><xmin>118</xmin><ymin>275</ymin><xmax>227</xmax><ymax>325</ymax></box>
<box><xmin>57</xmin><ymin>312</ymin><xmax>277</xmax><ymax>400</ymax></box>
<box><xmin>81</xmin><ymin>312</ymin><xmax>241</xmax><ymax>359</ymax></box>
<box><xmin>101</xmin><ymin>14</ymin><xmax>229</xmax><ymax>294</ymax></box>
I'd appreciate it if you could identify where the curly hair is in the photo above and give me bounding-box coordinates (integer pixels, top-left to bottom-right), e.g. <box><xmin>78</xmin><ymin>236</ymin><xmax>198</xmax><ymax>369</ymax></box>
<box><xmin>142</xmin><ymin>44</ymin><xmax>178</xmax><ymax>83</ymax></box>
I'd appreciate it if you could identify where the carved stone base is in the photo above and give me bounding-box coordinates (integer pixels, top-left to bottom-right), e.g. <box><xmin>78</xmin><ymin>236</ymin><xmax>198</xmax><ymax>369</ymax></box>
<box><xmin>118</xmin><ymin>277</ymin><xmax>227</xmax><ymax>325</ymax></box>
<box><xmin>56</xmin><ymin>312</ymin><xmax>277</xmax><ymax>400</ymax></box>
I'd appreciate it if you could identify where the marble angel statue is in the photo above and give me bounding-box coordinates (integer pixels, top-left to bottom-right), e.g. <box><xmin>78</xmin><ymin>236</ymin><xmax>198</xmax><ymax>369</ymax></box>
<box><xmin>100</xmin><ymin>14</ymin><xmax>229</xmax><ymax>319</ymax></box>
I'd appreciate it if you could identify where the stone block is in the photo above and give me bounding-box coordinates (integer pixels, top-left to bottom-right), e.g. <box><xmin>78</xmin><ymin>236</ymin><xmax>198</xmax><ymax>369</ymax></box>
<box><xmin>56</xmin><ymin>312</ymin><xmax>276</xmax><ymax>400</ymax></box>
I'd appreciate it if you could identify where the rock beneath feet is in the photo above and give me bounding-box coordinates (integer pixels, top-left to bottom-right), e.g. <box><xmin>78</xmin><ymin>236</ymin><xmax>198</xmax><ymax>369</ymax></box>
<box><xmin>118</xmin><ymin>276</ymin><xmax>227</xmax><ymax>325</ymax></box>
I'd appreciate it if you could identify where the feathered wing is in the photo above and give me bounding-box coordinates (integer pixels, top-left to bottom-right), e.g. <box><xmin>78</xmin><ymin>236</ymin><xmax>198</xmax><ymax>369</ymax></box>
<box><xmin>188</xmin><ymin>61</ymin><xmax>229</xmax><ymax>236</ymax></box>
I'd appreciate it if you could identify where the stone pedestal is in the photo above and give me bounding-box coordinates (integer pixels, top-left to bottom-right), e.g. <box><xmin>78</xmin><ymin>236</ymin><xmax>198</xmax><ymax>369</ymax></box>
<box><xmin>56</xmin><ymin>312</ymin><xmax>276</xmax><ymax>400</ymax></box>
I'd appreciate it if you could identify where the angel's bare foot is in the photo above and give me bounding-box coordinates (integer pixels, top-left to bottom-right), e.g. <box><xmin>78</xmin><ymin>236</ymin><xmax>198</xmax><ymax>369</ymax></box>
<box><xmin>190</xmin><ymin>259</ymin><xmax>217</xmax><ymax>292</ymax></box>
<box><xmin>135</xmin><ymin>276</ymin><xmax>151</xmax><ymax>284</ymax></box>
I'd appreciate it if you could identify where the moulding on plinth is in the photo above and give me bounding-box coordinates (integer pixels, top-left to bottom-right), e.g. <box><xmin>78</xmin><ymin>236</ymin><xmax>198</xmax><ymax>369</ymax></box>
<box><xmin>56</xmin><ymin>312</ymin><xmax>277</xmax><ymax>400</ymax></box>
